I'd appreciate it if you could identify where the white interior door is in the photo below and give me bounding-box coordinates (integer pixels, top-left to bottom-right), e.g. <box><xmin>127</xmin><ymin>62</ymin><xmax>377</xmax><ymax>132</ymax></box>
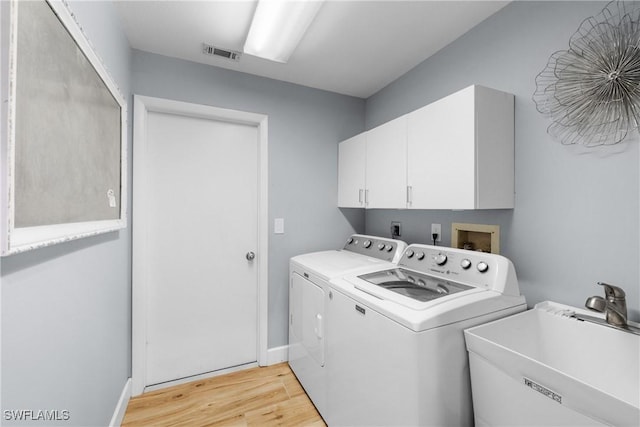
<box><xmin>144</xmin><ymin>110</ymin><xmax>258</xmax><ymax>386</ymax></box>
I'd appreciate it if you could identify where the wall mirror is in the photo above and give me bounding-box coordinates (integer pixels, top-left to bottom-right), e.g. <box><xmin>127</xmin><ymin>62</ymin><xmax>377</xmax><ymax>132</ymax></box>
<box><xmin>1</xmin><ymin>0</ymin><xmax>127</xmax><ymax>256</ymax></box>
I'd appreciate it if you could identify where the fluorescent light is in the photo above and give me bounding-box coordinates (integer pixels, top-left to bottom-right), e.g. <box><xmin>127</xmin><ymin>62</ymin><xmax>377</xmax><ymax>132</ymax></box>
<box><xmin>244</xmin><ymin>0</ymin><xmax>325</xmax><ymax>63</ymax></box>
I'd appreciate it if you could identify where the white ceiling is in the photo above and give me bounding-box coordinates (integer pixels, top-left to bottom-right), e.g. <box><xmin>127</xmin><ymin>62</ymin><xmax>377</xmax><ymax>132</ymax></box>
<box><xmin>114</xmin><ymin>1</ymin><xmax>509</xmax><ymax>98</ymax></box>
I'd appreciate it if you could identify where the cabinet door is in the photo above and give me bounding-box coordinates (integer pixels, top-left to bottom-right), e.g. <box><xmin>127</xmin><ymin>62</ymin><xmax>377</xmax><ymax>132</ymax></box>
<box><xmin>365</xmin><ymin>116</ymin><xmax>407</xmax><ymax>209</ymax></box>
<box><xmin>407</xmin><ymin>87</ymin><xmax>475</xmax><ymax>209</ymax></box>
<box><xmin>338</xmin><ymin>133</ymin><xmax>366</xmax><ymax>208</ymax></box>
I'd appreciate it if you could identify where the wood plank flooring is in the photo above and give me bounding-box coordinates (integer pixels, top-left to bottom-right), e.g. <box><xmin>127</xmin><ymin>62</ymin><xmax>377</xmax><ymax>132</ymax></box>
<box><xmin>122</xmin><ymin>363</ymin><xmax>326</xmax><ymax>427</ymax></box>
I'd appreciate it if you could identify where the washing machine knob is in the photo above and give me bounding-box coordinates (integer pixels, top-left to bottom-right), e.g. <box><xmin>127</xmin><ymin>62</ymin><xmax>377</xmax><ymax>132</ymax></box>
<box><xmin>416</xmin><ymin>252</ymin><xmax>425</xmax><ymax>260</ymax></box>
<box><xmin>460</xmin><ymin>258</ymin><xmax>472</xmax><ymax>270</ymax></box>
<box><xmin>363</xmin><ymin>240</ymin><xmax>372</xmax><ymax>248</ymax></box>
<box><xmin>377</xmin><ymin>243</ymin><xmax>385</xmax><ymax>250</ymax></box>
<box><xmin>406</xmin><ymin>250</ymin><xmax>415</xmax><ymax>258</ymax></box>
<box><xmin>477</xmin><ymin>261</ymin><xmax>489</xmax><ymax>273</ymax></box>
<box><xmin>435</xmin><ymin>253</ymin><xmax>448</xmax><ymax>266</ymax></box>
<box><xmin>347</xmin><ymin>237</ymin><xmax>354</xmax><ymax>245</ymax></box>
<box><xmin>385</xmin><ymin>244</ymin><xmax>393</xmax><ymax>252</ymax></box>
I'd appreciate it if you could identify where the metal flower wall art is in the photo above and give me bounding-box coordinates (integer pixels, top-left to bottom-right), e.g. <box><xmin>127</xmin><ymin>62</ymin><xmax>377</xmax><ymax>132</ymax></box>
<box><xmin>533</xmin><ymin>1</ymin><xmax>640</xmax><ymax>146</ymax></box>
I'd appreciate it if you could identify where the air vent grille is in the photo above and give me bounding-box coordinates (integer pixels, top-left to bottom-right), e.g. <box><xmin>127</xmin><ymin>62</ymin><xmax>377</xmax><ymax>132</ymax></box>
<box><xmin>202</xmin><ymin>43</ymin><xmax>241</xmax><ymax>62</ymax></box>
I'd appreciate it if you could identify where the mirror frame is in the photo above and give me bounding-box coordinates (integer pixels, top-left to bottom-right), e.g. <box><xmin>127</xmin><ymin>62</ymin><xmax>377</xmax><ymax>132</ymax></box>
<box><xmin>1</xmin><ymin>0</ymin><xmax>128</xmax><ymax>256</ymax></box>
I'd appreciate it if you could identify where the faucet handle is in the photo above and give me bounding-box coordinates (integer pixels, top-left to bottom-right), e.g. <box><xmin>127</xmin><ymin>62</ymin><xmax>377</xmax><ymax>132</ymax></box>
<box><xmin>597</xmin><ymin>282</ymin><xmax>626</xmax><ymax>300</ymax></box>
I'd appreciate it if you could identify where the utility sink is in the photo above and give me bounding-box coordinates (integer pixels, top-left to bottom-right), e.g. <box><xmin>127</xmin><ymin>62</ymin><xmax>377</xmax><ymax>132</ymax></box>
<box><xmin>464</xmin><ymin>301</ymin><xmax>640</xmax><ymax>426</ymax></box>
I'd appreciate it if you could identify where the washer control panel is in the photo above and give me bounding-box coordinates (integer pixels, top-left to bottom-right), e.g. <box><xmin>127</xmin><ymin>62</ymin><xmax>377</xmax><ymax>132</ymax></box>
<box><xmin>397</xmin><ymin>244</ymin><xmax>508</xmax><ymax>291</ymax></box>
<box><xmin>343</xmin><ymin>234</ymin><xmax>407</xmax><ymax>262</ymax></box>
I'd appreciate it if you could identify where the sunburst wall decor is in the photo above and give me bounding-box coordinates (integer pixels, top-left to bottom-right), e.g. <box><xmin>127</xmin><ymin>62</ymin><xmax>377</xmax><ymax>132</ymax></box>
<box><xmin>533</xmin><ymin>1</ymin><xmax>640</xmax><ymax>146</ymax></box>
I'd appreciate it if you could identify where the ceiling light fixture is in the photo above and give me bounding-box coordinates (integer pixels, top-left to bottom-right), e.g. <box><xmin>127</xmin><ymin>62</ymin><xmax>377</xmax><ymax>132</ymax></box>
<box><xmin>243</xmin><ymin>0</ymin><xmax>325</xmax><ymax>63</ymax></box>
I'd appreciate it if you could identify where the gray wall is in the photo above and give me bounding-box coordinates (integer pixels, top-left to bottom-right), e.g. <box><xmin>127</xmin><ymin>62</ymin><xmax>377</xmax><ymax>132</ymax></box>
<box><xmin>3</xmin><ymin>3</ymin><xmax>637</xmax><ymax>425</ymax></box>
<box><xmin>1</xmin><ymin>1</ymin><xmax>132</xmax><ymax>426</ymax></box>
<box><xmin>364</xmin><ymin>1</ymin><xmax>640</xmax><ymax>321</ymax></box>
<box><xmin>131</xmin><ymin>50</ymin><xmax>366</xmax><ymax>348</ymax></box>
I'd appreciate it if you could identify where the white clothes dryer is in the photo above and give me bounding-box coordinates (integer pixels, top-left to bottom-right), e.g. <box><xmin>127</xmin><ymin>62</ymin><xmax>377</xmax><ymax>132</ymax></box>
<box><xmin>327</xmin><ymin>244</ymin><xmax>527</xmax><ymax>426</ymax></box>
<box><xmin>289</xmin><ymin>234</ymin><xmax>407</xmax><ymax>419</ymax></box>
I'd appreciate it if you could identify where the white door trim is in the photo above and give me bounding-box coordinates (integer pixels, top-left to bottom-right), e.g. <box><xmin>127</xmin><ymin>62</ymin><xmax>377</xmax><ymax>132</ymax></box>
<box><xmin>131</xmin><ymin>95</ymin><xmax>269</xmax><ymax>396</ymax></box>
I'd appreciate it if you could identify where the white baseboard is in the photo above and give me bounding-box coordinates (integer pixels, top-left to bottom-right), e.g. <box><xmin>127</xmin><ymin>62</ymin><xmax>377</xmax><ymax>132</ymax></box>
<box><xmin>109</xmin><ymin>378</ymin><xmax>132</xmax><ymax>427</ymax></box>
<box><xmin>144</xmin><ymin>362</ymin><xmax>258</xmax><ymax>393</ymax></box>
<box><xmin>127</xmin><ymin>347</ymin><xmax>287</xmax><ymax>407</ymax></box>
<box><xmin>266</xmin><ymin>345</ymin><xmax>289</xmax><ymax>365</ymax></box>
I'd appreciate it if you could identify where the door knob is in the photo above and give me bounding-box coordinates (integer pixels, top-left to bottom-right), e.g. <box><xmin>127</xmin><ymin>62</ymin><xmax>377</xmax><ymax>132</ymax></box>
<box><xmin>246</xmin><ymin>251</ymin><xmax>256</xmax><ymax>261</ymax></box>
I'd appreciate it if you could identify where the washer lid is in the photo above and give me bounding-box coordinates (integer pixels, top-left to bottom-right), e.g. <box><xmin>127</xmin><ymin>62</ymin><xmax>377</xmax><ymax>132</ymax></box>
<box><xmin>291</xmin><ymin>250</ymin><xmax>388</xmax><ymax>280</ymax></box>
<box><xmin>358</xmin><ymin>268</ymin><xmax>472</xmax><ymax>302</ymax></box>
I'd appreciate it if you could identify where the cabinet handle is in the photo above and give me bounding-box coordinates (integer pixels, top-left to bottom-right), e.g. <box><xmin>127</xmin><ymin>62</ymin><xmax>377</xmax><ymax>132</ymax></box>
<box><xmin>359</xmin><ymin>189</ymin><xmax>363</xmax><ymax>204</ymax></box>
<box><xmin>365</xmin><ymin>189</ymin><xmax>369</xmax><ymax>206</ymax></box>
<box><xmin>407</xmin><ymin>186</ymin><xmax>413</xmax><ymax>206</ymax></box>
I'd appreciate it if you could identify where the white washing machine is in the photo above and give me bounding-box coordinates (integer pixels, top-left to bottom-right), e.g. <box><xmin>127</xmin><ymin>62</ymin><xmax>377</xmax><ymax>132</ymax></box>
<box><xmin>327</xmin><ymin>244</ymin><xmax>527</xmax><ymax>426</ymax></box>
<box><xmin>289</xmin><ymin>234</ymin><xmax>407</xmax><ymax>419</ymax></box>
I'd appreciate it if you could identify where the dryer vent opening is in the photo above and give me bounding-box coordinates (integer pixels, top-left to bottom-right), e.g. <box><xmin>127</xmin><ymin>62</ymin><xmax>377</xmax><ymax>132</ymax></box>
<box><xmin>202</xmin><ymin>43</ymin><xmax>241</xmax><ymax>61</ymax></box>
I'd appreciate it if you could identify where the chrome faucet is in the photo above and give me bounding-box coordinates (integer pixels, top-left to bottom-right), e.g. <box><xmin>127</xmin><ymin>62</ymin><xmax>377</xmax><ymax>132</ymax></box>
<box><xmin>585</xmin><ymin>282</ymin><xmax>628</xmax><ymax>328</ymax></box>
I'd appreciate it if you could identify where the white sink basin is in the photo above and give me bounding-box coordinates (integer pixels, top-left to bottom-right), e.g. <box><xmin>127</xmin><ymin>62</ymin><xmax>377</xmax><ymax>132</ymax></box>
<box><xmin>465</xmin><ymin>301</ymin><xmax>640</xmax><ymax>426</ymax></box>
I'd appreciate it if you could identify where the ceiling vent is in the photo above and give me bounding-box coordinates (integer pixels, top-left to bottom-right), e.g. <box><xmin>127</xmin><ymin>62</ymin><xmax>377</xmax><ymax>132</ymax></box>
<box><xmin>202</xmin><ymin>43</ymin><xmax>241</xmax><ymax>62</ymax></box>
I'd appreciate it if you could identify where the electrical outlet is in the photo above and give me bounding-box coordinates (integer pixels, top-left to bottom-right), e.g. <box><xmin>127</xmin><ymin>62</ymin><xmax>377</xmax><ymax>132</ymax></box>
<box><xmin>431</xmin><ymin>223</ymin><xmax>441</xmax><ymax>241</ymax></box>
<box><xmin>391</xmin><ymin>221</ymin><xmax>402</xmax><ymax>238</ymax></box>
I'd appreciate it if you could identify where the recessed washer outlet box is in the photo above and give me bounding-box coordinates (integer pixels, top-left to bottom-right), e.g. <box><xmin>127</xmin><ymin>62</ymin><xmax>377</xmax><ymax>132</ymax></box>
<box><xmin>452</xmin><ymin>222</ymin><xmax>500</xmax><ymax>254</ymax></box>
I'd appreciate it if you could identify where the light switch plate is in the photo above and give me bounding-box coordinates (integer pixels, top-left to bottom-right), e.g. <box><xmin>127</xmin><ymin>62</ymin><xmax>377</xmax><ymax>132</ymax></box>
<box><xmin>274</xmin><ymin>218</ymin><xmax>284</xmax><ymax>234</ymax></box>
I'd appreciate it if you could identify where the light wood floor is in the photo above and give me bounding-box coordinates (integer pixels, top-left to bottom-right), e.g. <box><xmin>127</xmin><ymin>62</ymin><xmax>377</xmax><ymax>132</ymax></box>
<box><xmin>122</xmin><ymin>363</ymin><xmax>326</xmax><ymax>427</ymax></box>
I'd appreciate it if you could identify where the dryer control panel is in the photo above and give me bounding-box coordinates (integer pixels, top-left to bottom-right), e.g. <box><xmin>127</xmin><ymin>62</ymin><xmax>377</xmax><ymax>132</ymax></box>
<box><xmin>343</xmin><ymin>234</ymin><xmax>407</xmax><ymax>263</ymax></box>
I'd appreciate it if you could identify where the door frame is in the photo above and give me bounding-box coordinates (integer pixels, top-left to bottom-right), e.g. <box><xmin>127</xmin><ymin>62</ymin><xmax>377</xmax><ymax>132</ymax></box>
<box><xmin>131</xmin><ymin>95</ymin><xmax>269</xmax><ymax>396</ymax></box>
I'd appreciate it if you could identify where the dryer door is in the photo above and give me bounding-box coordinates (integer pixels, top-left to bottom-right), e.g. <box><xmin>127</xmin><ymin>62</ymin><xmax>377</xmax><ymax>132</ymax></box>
<box><xmin>289</xmin><ymin>271</ymin><xmax>329</xmax><ymax>418</ymax></box>
<box><xmin>290</xmin><ymin>272</ymin><xmax>325</xmax><ymax>366</ymax></box>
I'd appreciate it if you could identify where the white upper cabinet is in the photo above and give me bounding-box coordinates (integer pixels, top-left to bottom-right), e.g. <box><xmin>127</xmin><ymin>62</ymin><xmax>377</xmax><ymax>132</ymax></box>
<box><xmin>338</xmin><ymin>85</ymin><xmax>514</xmax><ymax>210</ymax></box>
<box><xmin>365</xmin><ymin>116</ymin><xmax>407</xmax><ymax>209</ymax></box>
<box><xmin>407</xmin><ymin>88</ymin><xmax>475</xmax><ymax>209</ymax></box>
<box><xmin>407</xmin><ymin>85</ymin><xmax>514</xmax><ymax>209</ymax></box>
<box><xmin>338</xmin><ymin>133</ymin><xmax>366</xmax><ymax>208</ymax></box>
<box><xmin>474</xmin><ymin>87</ymin><xmax>515</xmax><ymax>209</ymax></box>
